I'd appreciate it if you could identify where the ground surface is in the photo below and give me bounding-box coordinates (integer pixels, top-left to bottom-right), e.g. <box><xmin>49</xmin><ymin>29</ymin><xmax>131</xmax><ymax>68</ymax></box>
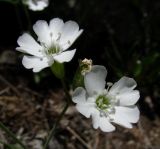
<box><xmin>0</xmin><ymin>49</ymin><xmax>160</xmax><ymax>149</ymax></box>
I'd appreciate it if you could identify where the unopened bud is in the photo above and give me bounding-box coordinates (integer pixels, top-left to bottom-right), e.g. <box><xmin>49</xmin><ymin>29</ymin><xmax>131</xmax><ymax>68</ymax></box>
<box><xmin>80</xmin><ymin>58</ymin><xmax>92</xmax><ymax>75</ymax></box>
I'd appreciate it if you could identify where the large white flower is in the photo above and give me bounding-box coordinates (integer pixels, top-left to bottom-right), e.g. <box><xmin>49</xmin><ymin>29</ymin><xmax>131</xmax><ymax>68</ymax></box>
<box><xmin>16</xmin><ymin>18</ymin><xmax>83</xmax><ymax>72</ymax></box>
<box><xmin>72</xmin><ymin>65</ymin><xmax>140</xmax><ymax>132</ymax></box>
<box><xmin>23</xmin><ymin>0</ymin><xmax>49</xmax><ymax>11</ymax></box>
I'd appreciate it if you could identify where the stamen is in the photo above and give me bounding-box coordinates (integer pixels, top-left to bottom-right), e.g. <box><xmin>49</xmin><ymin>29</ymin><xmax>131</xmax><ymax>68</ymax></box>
<box><xmin>41</xmin><ymin>42</ymin><xmax>47</xmax><ymax>48</ymax></box>
<box><xmin>96</xmin><ymin>95</ymin><xmax>110</xmax><ymax>110</ymax></box>
<box><xmin>107</xmin><ymin>82</ymin><xmax>113</xmax><ymax>87</ymax></box>
<box><xmin>95</xmin><ymin>91</ymin><xmax>117</xmax><ymax>119</ymax></box>
<box><xmin>106</xmin><ymin>82</ymin><xmax>113</xmax><ymax>92</ymax></box>
<box><xmin>61</xmin><ymin>40</ymin><xmax>72</xmax><ymax>49</ymax></box>
<box><xmin>56</xmin><ymin>32</ymin><xmax>61</xmax><ymax>41</ymax></box>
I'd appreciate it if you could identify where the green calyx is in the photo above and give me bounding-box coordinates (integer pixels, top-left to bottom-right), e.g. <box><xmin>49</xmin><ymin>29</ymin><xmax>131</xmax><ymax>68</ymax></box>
<box><xmin>96</xmin><ymin>95</ymin><xmax>110</xmax><ymax>110</ymax></box>
<box><xmin>80</xmin><ymin>63</ymin><xmax>89</xmax><ymax>72</ymax></box>
<box><xmin>51</xmin><ymin>61</ymin><xmax>64</xmax><ymax>79</ymax></box>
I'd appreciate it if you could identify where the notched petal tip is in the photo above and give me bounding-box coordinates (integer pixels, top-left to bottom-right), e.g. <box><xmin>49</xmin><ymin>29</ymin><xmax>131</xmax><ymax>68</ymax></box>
<box><xmin>50</xmin><ymin>18</ymin><xmax>64</xmax><ymax>24</ymax></box>
<box><xmin>109</xmin><ymin>76</ymin><xmax>138</xmax><ymax>95</ymax></box>
<box><xmin>90</xmin><ymin>65</ymin><xmax>107</xmax><ymax>76</ymax></box>
<box><xmin>117</xmin><ymin>89</ymin><xmax>140</xmax><ymax>106</ymax></box>
<box><xmin>130</xmin><ymin>106</ymin><xmax>140</xmax><ymax>123</ymax></box>
<box><xmin>99</xmin><ymin>118</ymin><xmax>116</xmax><ymax>132</ymax></box>
<box><xmin>121</xmin><ymin>76</ymin><xmax>137</xmax><ymax>88</ymax></box>
<box><xmin>72</xmin><ymin>87</ymin><xmax>86</xmax><ymax>104</ymax></box>
<box><xmin>84</xmin><ymin>65</ymin><xmax>107</xmax><ymax>96</ymax></box>
<box><xmin>65</xmin><ymin>20</ymin><xmax>79</xmax><ymax>28</ymax></box>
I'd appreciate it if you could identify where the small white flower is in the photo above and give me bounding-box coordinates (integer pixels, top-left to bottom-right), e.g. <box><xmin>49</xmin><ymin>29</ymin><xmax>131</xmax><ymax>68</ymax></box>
<box><xmin>16</xmin><ymin>18</ymin><xmax>83</xmax><ymax>72</ymax></box>
<box><xmin>72</xmin><ymin>65</ymin><xmax>140</xmax><ymax>132</ymax></box>
<box><xmin>23</xmin><ymin>0</ymin><xmax>49</xmax><ymax>11</ymax></box>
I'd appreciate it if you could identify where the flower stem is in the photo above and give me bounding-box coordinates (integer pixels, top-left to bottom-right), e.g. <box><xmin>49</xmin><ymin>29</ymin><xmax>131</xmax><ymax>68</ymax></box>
<box><xmin>22</xmin><ymin>4</ymin><xmax>32</xmax><ymax>31</ymax></box>
<box><xmin>61</xmin><ymin>78</ymin><xmax>72</xmax><ymax>104</ymax></box>
<box><xmin>43</xmin><ymin>103</ymin><xmax>69</xmax><ymax>149</ymax></box>
<box><xmin>14</xmin><ymin>3</ymin><xmax>23</xmax><ymax>32</ymax></box>
<box><xmin>44</xmin><ymin>69</ymin><xmax>72</xmax><ymax>149</ymax></box>
<box><xmin>0</xmin><ymin>0</ymin><xmax>19</xmax><ymax>4</ymax></box>
<box><xmin>0</xmin><ymin>122</ymin><xmax>27</xmax><ymax>149</ymax></box>
<box><xmin>0</xmin><ymin>140</ymin><xmax>13</xmax><ymax>148</ymax></box>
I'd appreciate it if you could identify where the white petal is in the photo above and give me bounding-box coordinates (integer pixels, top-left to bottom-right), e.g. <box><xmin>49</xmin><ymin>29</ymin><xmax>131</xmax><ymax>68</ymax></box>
<box><xmin>53</xmin><ymin>49</ymin><xmax>76</xmax><ymax>63</ymax></box>
<box><xmin>110</xmin><ymin>106</ymin><xmax>139</xmax><ymax>128</ymax></box>
<box><xmin>49</xmin><ymin>18</ymin><xmax>64</xmax><ymax>41</ymax></box>
<box><xmin>99</xmin><ymin>117</ymin><xmax>115</xmax><ymax>132</ymax></box>
<box><xmin>16</xmin><ymin>33</ymin><xmax>43</xmax><ymax>57</ymax></box>
<box><xmin>92</xmin><ymin>110</ymin><xmax>115</xmax><ymax>132</ymax></box>
<box><xmin>117</xmin><ymin>90</ymin><xmax>140</xmax><ymax>106</ymax></box>
<box><xmin>72</xmin><ymin>87</ymin><xmax>86</xmax><ymax>104</ymax></box>
<box><xmin>33</xmin><ymin>20</ymin><xmax>51</xmax><ymax>45</ymax></box>
<box><xmin>28</xmin><ymin>0</ymin><xmax>48</xmax><ymax>11</ymax></box>
<box><xmin>87</xmin><ymin>97</ymin><xmax>96</xmax><ymax>103</ymax></box>
<box><xmin>22</xmin><ymin>56</ymin><xmax>50</xmax><ymax>72</ymax></box>
<box><xmin>114</xmin><ymin>106</ymin><xmax>140</xmax><ymax>123</ymax></box>
<box><xmin>59</xmin><ymin>21</ymin><xmax>83</xmax><ymax>50</ymax></box>
<box><xmin>112</xmin><ymin>116</ymin><xmax>133</xmax><ymax>129</ymax></box>
<box><xmin>76</xmin><ymin>103</ymin><xmax>95</xmax><ymax>118</ymax></box>
<box><xmin>91</xmin><ymin>109</ymin><xmax>100</xmax><ymax>129</ymax></box>
<box><xmin>84</xmin><ymin>65</ymin><xmax>107</xmax><ymax>96</ymax></box>
<box><xmin>109</xmin><ymin>76</ymin><xmax>137</xmax><ymax>95</ymax></box>
<box><xmin>92</xmin><ymin>110</ymin><xmax>116</xmax><ymax>132</ymax></box>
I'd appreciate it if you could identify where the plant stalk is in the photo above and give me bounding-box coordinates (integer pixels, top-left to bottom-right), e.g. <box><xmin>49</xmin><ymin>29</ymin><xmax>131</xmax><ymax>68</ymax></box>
<box><xmin>0</xmin><ymin>122</ymin><xmax>27</xmax><ymax>149</ymax></box>
<box><xmin>43</xmin><ymin>103</ymin><xmax>69</xmax><ymax>149</ymax></box>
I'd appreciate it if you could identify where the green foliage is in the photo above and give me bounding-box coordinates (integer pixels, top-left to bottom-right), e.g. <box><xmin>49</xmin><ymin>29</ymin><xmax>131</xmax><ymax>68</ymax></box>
<box><xmin>4</xmin><ymin>144</ymin><xmax>24</xmax><ymax>149</ymax></box>
<box><xmin>72</xmin><ymin>60</ymin><xmax>86</xmax><ymax>90</ymax></box>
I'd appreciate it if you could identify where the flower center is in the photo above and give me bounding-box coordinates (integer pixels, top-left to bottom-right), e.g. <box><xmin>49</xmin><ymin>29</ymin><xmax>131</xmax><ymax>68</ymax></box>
<box><xmin>46</xmin><ymin>45</ymin><xmax>60</xmax><ymax>55</ymax></box>
<box><xmin>44</xmin><ymin>44</ymin><xmax>60</xmax><ymax>56</ymax></box>
<box><xmin>96</xmin><ymin>95</ymin><xmax>111</xmax><ymax>110</ymax></box>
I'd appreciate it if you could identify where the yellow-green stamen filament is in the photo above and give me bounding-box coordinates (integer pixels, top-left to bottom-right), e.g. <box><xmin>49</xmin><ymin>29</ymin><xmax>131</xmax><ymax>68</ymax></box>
<box><xmin>96</xmin><ymin>95</ymin><xmax>110</xmax><ymax>110</ymax></box>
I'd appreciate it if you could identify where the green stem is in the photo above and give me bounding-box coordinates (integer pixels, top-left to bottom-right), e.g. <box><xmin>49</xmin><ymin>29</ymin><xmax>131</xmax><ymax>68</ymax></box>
<box><xmin>0</xmin><ymin>122</ymin><xmax>27</xmax><ymax>149</ymax></box>
<box><xmin>44</xmin><ymin>67</ymin><xmax>72</xmax><ymax>149</ymax></box>
<box><xmin>14</xmin><ymin>3</ymin><xmax>23</xmax><ymax>31</ymax></box>
<box><xmin>0</xmin><ymin>140</ymin><xmax>12</xmax><ymax>149</ymax></box>
<box><xmin>43</xmin><ymin>103</ymin><xmax>69</xmax><ymax>149</ymax></box>
<box><xmin>0</xmin><ymin>0</ymin><xmax>19</xmax><ymax>4</ymax></box>
<box><xmin>61</xmin><ymin>78</ymin><xmax>72</xmax><ymax>104</ymax></box>
<box><xmin>22</xmin><ymin>4</ymin><xmax>32</xmax><ymax>31</ymax></box>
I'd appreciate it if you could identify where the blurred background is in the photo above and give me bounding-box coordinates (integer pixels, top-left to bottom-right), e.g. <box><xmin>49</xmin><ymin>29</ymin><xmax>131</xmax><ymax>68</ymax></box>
<box><xmin>0</xmin><ymin>0</ymin><xmax>160</xmax><ymax>149</ymax></box>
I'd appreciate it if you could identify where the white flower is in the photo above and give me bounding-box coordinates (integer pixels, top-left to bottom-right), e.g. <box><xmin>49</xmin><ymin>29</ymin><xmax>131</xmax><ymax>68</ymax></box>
<box><xmin>16</xmin><ymin>18</ymin><xmax>83</xmax><ymax>72</ymax></box>
<box><xmin>72</xmin><ymin>65</ymin><xmax>140</xmax><ymax>132</ymax></box>
<box><xmin>23</xmin><ymin>0</ymin><xmax>49</xmax><ymax>11</ymax></box>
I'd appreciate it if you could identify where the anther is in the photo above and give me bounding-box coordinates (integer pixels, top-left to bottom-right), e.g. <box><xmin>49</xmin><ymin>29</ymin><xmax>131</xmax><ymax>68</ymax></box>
<box><xmin>56</xmin><ymin>32</ymin><xmax>61</xmax><ymax>41</ymax></box>
<box><xmin>107</xmin><ymin>82</ymin><xmax>113</xmax><ymax>87</ymax></box>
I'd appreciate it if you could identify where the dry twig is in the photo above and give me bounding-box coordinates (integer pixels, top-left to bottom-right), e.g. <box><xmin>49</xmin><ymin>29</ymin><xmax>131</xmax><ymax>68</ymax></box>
<box><xmin>66</xmin><ymin>126</ymin><xmax>91</xmax><ymax>149</ymax></box>
<box><xmin>0</xmin><ymin>75</ymin><xmax>20</xmax><ymax>96</ymax></box>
